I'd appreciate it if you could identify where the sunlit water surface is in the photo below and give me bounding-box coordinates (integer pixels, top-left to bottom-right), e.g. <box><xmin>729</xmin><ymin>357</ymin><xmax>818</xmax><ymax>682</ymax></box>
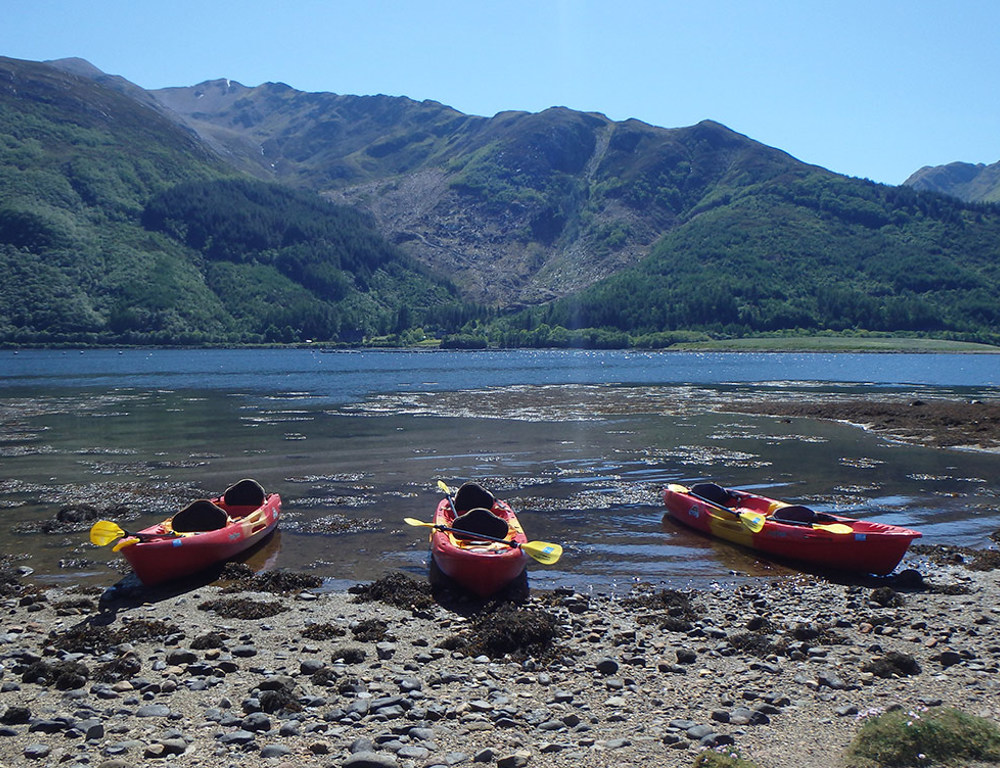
<box><xmin>2</xmin><ymin>349</ymin><xmax>998</xmax><ymax>592</ymax></box>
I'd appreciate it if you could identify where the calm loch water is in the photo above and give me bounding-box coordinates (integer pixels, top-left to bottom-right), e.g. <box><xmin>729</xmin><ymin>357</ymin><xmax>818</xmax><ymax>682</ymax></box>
<box><xmin>1</xmin><ymin>349</ymin><xmax>998</xmax><ymax>592</ymax></box>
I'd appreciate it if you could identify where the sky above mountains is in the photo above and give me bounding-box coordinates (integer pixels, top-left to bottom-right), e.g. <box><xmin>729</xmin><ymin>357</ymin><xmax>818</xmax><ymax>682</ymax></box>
<box><xmin>4</xmin><ymin>0</ymin><xmax>998</xmax><ymax>186</ymax></box>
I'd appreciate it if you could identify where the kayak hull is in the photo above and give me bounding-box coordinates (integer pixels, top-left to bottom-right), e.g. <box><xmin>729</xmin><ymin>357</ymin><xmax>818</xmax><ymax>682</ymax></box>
<box><xmin>663</xmin><ymin>485</ymin><xmax>920</xmax><ymax>575</ymax></box>
<box><xmin>121</xmin><ymin>493</ymin><xmax>281</xmax><ymax>586</ymax></box>
<box><xmin>430</xmin><ymin>498</ymin><xmax>528</xmax><ymax>597</ymax></box>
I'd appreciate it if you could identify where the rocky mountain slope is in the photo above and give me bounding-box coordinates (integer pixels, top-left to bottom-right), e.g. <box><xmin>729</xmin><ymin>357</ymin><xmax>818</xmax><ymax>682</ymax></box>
<box><xmin>904</xmin><ymin>160</ymin><xmax>1000</xmax><ymax>203</ymax></box>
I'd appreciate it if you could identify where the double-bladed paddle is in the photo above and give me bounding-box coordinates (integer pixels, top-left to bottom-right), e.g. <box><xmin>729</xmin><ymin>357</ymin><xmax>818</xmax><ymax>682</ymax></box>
<box><xmin>669</xmin><ymin>484</ymin><xmax>854</xmax><ymax>535</ymax></box>
<box><xmin>408</xmin><ymin>480</ymin><xmax>563</xmax><ymax>565</ymax></box>
<box><xmin>89</xmin><ymin>520</ymin><xmax>178</xmax><ymax>551</ymax></box>
<box><xmin>668</xmin><ymin>483</ymin><xmax>766</xmax><ymax>533</ymax></box>
<box><xmin>403</xmin><ymin>517</ymin><xmax>563</xmax><ymax>565</ymax></box>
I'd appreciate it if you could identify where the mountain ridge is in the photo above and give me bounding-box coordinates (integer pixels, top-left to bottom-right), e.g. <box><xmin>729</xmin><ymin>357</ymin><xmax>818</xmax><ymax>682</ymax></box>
<box><xmin>904</xmin><ymin>160</ymin><xmax>1000</xmax><ymax>203</ymax></box>
<box><xmin>2</xmin><ymin>56</ymin><xmax>999</xmax><ymax>346</ymax></box>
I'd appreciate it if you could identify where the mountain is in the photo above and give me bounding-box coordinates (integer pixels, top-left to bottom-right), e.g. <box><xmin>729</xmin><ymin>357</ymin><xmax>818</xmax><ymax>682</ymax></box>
<box><xmin>0</xmin><ymin>56</ymin><xmax>461</xmax><ymax>345</ymax></box>
<box><xmin>144</xmin><ymin>77</ymin><xmax>823</xmax><ymax>307</ymax></box>
<box><xmin>2</xmin><ymin>56</ymin><xmax>1000</xmax><ymax>347</ymax></box>
<box><xmin>904</xmin><ymin>161</ymin><xmax>1000</xmax><ymax>203</ymax></box>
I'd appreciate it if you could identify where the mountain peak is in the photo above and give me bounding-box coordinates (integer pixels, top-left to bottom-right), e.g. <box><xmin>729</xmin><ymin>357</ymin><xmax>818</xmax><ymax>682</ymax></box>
<box><xmin>45</xmin><ymin>57</ymin><xmax>105</xmax><ymax>78</ymax></box>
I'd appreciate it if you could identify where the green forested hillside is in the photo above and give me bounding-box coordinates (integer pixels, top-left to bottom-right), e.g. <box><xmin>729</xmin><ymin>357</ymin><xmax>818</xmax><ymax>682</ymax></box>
<box><xmin>141</xmin><ymin>179</ymin><xmax>464</xmax><ymax>342</ymax></box>
<box><xmin>0</xmin><ymin>57</ymin><xmax>464</xmax><ymax>345</ymax></box>
<box><xmin>496</xmin><ymin>174</ymin><xmax>1000</xmax><ymax>346</ymax></box>
<box><xmin>3</xmin><ymin>55</ymin><xmax>1000</xmax><ymax>348</ymax></box>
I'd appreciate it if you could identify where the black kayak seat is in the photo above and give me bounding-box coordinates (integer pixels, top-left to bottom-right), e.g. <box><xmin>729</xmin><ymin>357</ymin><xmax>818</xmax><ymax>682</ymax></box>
<box><xmin>772</xmin><ymin>505</ymin><xmax>816</xmax><ymax>524</ymax></box>
<box><xmin>772</xmin><ymin>505</ymin><xmax>840</xmax><ymax>526</ymax></box>
<box><xmin>451</xmin><ymin>507</ymin><xmax>510</xmax><ymax>540</ymax></box>
<box><xmin>172</xmin><ymin>499</ymin><xmax>229</xmax><ymax>533</ymax></box>
<box><xmin>453</xmin><ymin>482</ymin><xmax>496</xmax><ymax>514</ymax></box>
<box><xmin>690</xmin><ymin>482</ymin><xmax>737</xmax><ymax>506</ymax></box>
<box><xmin>223</xmin><ymin>478</ymin><xmax>266</xmax><ymax>507</ymax></box>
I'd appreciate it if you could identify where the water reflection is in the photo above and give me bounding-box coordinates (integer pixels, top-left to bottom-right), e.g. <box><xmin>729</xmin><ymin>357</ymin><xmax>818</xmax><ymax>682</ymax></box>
<box><xmin>1</xmin><ymin>380</ymin><xmax>998</xmax><ymax>592</ymax></box>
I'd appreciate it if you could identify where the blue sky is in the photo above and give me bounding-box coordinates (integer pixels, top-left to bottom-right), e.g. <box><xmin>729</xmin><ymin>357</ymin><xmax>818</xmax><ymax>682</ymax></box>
<box><xmin>4</xmin><ymin>0</ymin><xmax>998</xmax><ymax>185</ymax></box>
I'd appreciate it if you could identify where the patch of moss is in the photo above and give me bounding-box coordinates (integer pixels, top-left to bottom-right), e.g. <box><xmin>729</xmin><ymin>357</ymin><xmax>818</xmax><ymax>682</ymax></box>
<box><xmin>844</xmin><ymin>706</ymin><xmax>1000</xmax><ymax>767</ymax></box>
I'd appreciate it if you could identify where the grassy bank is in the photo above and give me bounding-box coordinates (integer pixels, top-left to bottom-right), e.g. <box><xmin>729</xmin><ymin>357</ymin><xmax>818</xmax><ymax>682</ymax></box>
<box><xmin>668</xmin><ymin>336</ymin><xmax>1000</xmax><ymax>353</ymax></box>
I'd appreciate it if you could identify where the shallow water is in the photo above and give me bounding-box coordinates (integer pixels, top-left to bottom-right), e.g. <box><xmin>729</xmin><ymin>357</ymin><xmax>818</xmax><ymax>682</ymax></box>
<box><xmin>1</xmin><ymin>349</ymin><xmax>998</xmax><ymax>592</ymax></box>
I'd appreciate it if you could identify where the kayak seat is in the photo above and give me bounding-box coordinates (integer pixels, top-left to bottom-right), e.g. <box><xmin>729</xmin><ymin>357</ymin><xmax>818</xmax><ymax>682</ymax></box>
<box><xmin>772</xmin><ymin>505</ymin><xmax>815</xmax><ymax>525</ymax></box>
<box><xmin>172</xmin><ymin>499</ymin><xmax>229</xmax><ymax>533</ymax></box>
<box><xmin>223</xmin><ymin>478</ymin><xmax>267</xmax><ymax>507</ymax></box>
<box><xmin>453</xmin><ymin>482</ymin><xmax>496</xmax><ymax>514</ymax></box>
<box><xmin>773</xmin><ymin>505</ymin><xmax>841</xmax><ymax>526</ymax></box>
<box><xmin>691</xmin><ymin>482</ymin><xmax>738</xmax><ymax>506</ymax></box>
<box><xmin>452</xmin><ymin>507</ymin><xmax>510</xmax><ymax>540</ymax></box>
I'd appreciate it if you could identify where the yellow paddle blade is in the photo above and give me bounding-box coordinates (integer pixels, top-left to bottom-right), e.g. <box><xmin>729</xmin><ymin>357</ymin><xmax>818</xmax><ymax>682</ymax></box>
<box><xmin>670</xmin><ymin>484</ymin><xmax>765</xmax><ymax>533</ymax></box>
<box><xmin>111</xmin><ymin>537</ymin><xmax>139</xmax><ymax>552</ymax></box>
<box><xmin>814</xmin><ymin>522</ymin><xmax>853</xmax><ymax>534</ymax></box>
<box><xmin>404</xmin><ymin>517</ymin><xmax>435</xmax><ymax>528</ymax></box>
<box><xmin>436</xmin><ymin>480</ymin><xmax>456</xmax><ymax>495</ymax></box>
<box><xmin>738</xmin><ymin>511</ymin><xmax>766</xmax><ymax>533</ymax></box>
<box><xmin>522</xmin><ymin>540</ymin><xmax>562</xmax><ymax>565</ymax></box>
<box><xmin>89</xmin><ymin>520</ymin><xmax>125</xmax><ymax>546</ymax></box>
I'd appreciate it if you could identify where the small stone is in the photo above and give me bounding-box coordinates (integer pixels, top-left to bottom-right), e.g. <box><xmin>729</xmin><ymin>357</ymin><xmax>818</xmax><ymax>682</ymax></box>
<box><xmin>497</xmin><ymin>750</ymin><xmax>531</xmax><ymax>768</ymax></box>
<box><xmin>260</xmin><ymin>744</ymin><xmax>293</xmax><ymax>758</ymax></box>
<box><xmin>308</xmin><ymin>740</ymin><xmax>331</xmax><ymax>754</ymax></box>
<box><xmin>24</xmin><ymin>743</ymin><xmax>51</xmax><ymax>759</ymax></box>
<box><xmin>136</xmin><ymin>704</ymin><xmax>172</xmax><ymax>718</ymax></box>
<box><xmin>595</xmin><ymin>657</ymin><xmax>619</xmax><ymax>675</ymax></box>
<box><xmin>343</xmin><ymin>752</ymin><xmax>399</xmax><ymax>768</ymax></box>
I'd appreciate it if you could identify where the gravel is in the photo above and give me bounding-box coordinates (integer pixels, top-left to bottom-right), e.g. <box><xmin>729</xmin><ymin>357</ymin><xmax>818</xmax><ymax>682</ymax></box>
<box><xmin>0</xmin><ymin>556</ymin><xmax>998</xmax><ymax>768</ymax></box>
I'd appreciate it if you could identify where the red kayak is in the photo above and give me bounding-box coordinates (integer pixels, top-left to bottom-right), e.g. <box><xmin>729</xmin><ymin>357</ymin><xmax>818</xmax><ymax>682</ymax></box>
<box><xmin>120</xmin><ymin>479</ymin><xmax>281</xmax><ymax>586</ymax></box>
<box><xmin>430</xmin><ymin>482</ymin><xmax>528</xmax><ymax>597</ymax></box>
<box><xmin>663</xmin><ymin>482</ymin><xmax>921</xmax><ymax>575</ymax></box>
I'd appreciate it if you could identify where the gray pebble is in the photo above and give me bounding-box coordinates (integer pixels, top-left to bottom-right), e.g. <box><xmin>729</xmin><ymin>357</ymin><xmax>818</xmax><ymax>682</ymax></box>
<box><xmin>343</xmin><ymin>752</ymin><xmax>399</xmax><ymax>768</ymax></box>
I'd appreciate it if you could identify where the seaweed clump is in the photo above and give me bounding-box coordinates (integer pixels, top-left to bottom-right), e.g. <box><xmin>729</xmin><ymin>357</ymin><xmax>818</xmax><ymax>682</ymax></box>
<box><xmin>621</xmin><ymin>587</ymin><xmax>702</xmax><ymax>632</ymax></box>
<box><xmin>301</xmin><ymin>623</ymin><xmax>346</xmax><ymax>641</ymax></box>
<box><xmin>50</xmin><ymin>618</ymin><xmax>180</xmax><ymax>654</ymax></box>
<box><xmin>349</xmin><ymin>571</ymin><xmax>435</xmax><ymax>610</ymax></box>
<box><xmin>443</xmin><ymin>603</ymin><xmax>561</xmax><ymax>663</ymax></box>
<box><xmin>197</xmin><ymin>597</ymin><xmax>288</xmax><ymax>619</ymax></box>
<box><xmin>351</xmin><ymin>619</ymin><xmax>388</xmax><ymax>642</ymax></box>
<box><xmin>217</xmin><ymin>563</ymin><xmax>323</xmax><ymax>594</ymax></box>
<box><xmin>22</xmin><ymin>659</ymin><xmax>89</xmax><ymax>690</ymax></box>
<box><xmin>863</xmin><ymin>651</ymin><xmax>921</xmax><ymax>678</ymax></box>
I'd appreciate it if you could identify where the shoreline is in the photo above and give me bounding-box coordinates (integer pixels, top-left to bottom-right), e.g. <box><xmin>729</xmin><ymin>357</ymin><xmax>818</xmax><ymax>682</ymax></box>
<box><xmin>1</xmin><ymin>554</ymin><xmax>999</xmax><ymax>768</ymax></box>
<box><xmin>721</xmin><ymin>397</ymin><xmax>1000</xmax><ymax>453</ymax></box>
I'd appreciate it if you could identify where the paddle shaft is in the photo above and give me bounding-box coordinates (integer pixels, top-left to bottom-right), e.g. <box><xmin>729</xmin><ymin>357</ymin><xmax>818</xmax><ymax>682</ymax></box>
<box><xmin>677</xmin><ymin>486</ymin><xmax>851</xmax><ymax>535</ymax></box>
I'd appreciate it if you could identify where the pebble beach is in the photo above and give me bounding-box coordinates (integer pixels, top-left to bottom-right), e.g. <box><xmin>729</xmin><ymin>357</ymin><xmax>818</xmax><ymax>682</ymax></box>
<box><xmin>1</xmin><ymin>550</ymin><xmax>998</xmax><ymax>768</ymax></box>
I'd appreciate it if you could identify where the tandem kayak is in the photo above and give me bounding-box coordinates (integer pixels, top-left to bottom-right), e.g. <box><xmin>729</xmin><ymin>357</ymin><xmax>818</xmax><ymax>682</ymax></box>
<box><xmin>663</xmin><ymin>482</ymin><xmax>921</xmax><ymax>575</ymax></box>
<box><xmin>429</xmin><ymin>482</ymin><xmax>529</xmax><ymax>597</ymax></box>
<box><xmin>116</xmin><ymin>479</ymin><xmax>281</xmax><ymax>586</ymax></box>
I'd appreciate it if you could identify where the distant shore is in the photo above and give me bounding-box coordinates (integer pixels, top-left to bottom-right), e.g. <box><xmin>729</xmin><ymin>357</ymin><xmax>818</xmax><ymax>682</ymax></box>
<box><xmin>3</xmin><ymin>336</ymin><xmax>999</xmax><ymax>354</ymax></box>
